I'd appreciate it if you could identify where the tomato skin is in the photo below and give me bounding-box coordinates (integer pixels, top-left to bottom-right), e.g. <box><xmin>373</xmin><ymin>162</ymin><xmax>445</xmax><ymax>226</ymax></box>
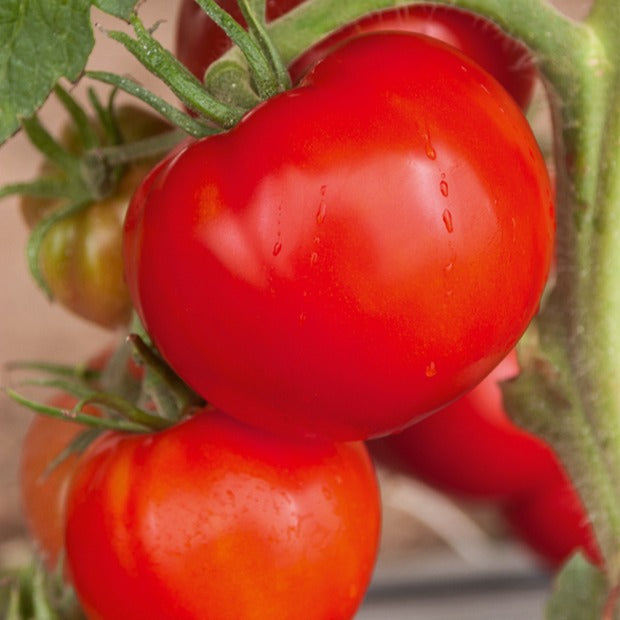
<box><xmin>126</xmin><ymin>34</ymin><xmax>553</xmax><ymax>440</ymax></box>
<box><xmin>21</xmin><ymin>106</ymin><xmax>170</xmax><ymax>328</ymax></box>
<box><xmin>176</xmin><ymin>1</ymin><xmax>536</xmax><ymax>110</ymax></box>
<box><xmin>502</xmin><ymin>471</ymin><xmax>602</xmax><ymax>569</ymax></box>
<box><xmin>290</xmin><ymin>6</ymin><xmax>536</xmax><ymax>109</ymax></box>
<box><xmin>64</xmin><ymin>410</ymin><xmax>381</xmax><ymax>620</ymax></box>
<box><xmin>369</xmin><ymin>352</ymin><xmax>561</xmax><ymax>500</ymax></box>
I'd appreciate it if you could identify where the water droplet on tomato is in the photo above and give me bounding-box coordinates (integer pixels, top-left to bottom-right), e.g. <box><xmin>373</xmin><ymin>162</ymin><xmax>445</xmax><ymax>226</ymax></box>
<box><xmin>442</xmin><ymin>209</ymin><xmax>453</xmax><ymax>233</ymax></box>
<box><xmin>440</xmin><ymin>180</ymin><xmax>449</xmax><ymax>197</ymax></box>
<box><xmin>425</xmin><ymin>362</ymin><xmax>437</xmax><ymax>377</ymax></box>
<box><xmin>425</xmin><ymin>141</ymin><xmax>436</xmax><ymax>160</ymax></box>
<box><xmin>310</xmin><ymin>252</ymin><xmax>318</xmax><ymax>266</ymax></box>
<box><xmin>272</xmin><ymin>241</ymin><xmax>282</xmax><ymax>256</ymax></box>
<box><xmin>299</xmin><ymin>312</ymin><xmax>307</xmax><ymax>325</ymax></box>
<box><xmin>316</xmin><ymin>201</ymin><xmax>326</xmax><ymax>224</ymax></box>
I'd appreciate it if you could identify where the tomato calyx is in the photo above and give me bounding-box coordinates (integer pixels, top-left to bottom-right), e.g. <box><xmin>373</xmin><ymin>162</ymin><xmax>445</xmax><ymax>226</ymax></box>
<box><xmin>6</xmin><ymin>330</ymin><xmax>205</xmax><ymax>438</ymax></box>
<box><xmin>90</xmin><ymin>3</ymin><xmax>290</xmax><ymax>133</ymax></box>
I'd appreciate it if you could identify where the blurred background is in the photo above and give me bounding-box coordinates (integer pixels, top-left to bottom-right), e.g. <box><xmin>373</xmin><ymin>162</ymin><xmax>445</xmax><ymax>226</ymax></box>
<box><xmin>0</xmin><ymin>0</ymin><xmax>592</xmax><ymax>617</ymax></box>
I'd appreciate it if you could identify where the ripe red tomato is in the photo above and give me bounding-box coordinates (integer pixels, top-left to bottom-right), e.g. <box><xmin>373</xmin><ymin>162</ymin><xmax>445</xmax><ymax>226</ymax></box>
<box><xmin>176</xmin><ymin>1</ymin><xmax>536</xmax><ymax>109</ymax></box>
<box><xmin>502</xmin><ymin>470</ymin><xmax>602</xmax><ymax>569</ymax></box>
<box><xmin>19</xmin><ymin>394</ymin><xmax>101</xmax><ymax>570</ymax></box>
<box><xmin>125</xmin><ymin>33</ymin><xmax>553</xmax><ymax>440</ymax></box>
<box><xmin>369</xmin><ymin>351</ymin><xmax>560</xmax><ymax>500</ymax></box>
<box><xmin>64</xmin><ymin>410</ymin><xmax>381</xmax><ymax>620</ymax></box>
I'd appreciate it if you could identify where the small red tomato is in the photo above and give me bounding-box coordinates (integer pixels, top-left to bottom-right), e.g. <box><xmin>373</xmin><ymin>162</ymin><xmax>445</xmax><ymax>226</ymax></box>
<box><xmin>370</xmin><ymin>351</ymin><xmax>560</xmax><ymax>501</ymax></box>
<box><xmin>502</xmin><ymin>471</ymin><xmax>602</xmax><ymax>569</ymax></box>
<box><xmin>20</xmin><ymin>395</ymin><xmax>101</xmax><ymax>570</ymax></box>
<box><xmin>64</xmin><ymin>410</ymin><xmax>381</xmax><ymax>620</ymax></box>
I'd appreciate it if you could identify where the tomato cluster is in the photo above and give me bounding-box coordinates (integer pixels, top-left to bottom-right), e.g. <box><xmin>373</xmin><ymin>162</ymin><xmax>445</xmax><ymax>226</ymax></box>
<box><xmin>15</xmin><ymin>1</ymin><xmax>591</xmax><ymax>618</ymax></box>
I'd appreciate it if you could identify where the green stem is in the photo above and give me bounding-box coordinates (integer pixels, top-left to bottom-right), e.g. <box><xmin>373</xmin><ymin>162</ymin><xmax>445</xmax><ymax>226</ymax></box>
<box><xmin>237</xmin><ymin>0</ymin><xmax>291</xmax><ymax>90</ymax></box>
<box><xmin>193</xmin><ymin>0</ymin><xmax>284</xmax><ymax>98</ymax></box>
<box><xmin>83</xmin><ymin>129</ymin><xmax>186</xmax><ymax>167</ymax></box>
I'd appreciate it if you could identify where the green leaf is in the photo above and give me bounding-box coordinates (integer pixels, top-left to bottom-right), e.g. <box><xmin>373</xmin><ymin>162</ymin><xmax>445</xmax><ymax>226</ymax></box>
<box><xmin>546</xmin><ymin>553</ymin><xmax>610</xmax><ymax>620</ymax></box>
<box><xmin>0</xmin><ymin>0</ymin><xmax>94</xmax><ymax>144</ymax></box>
<box><xmin>92</xmin><ymin>0</ymin><xmax>137</xmax><ymax>20</ymax></box>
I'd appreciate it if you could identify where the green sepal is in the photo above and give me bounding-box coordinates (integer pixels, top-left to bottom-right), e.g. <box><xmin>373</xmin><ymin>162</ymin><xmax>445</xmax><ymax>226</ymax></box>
<box><xmin>546</xmin><ymin>553</ymin><xmax>612</xmax><ymax>620</ymax></box>
<box><xmin>6</xmin><ymin>388</ymin><xmax>149</xmax><ymax>433</ymax></box>
<box><xmin>106</xmin><ymin>15</ymin><xmax>245</xmax><ymax>128</ymax></box>
<box><xmin>86</xmin><ymin>71</ymin><xmax>218</xmax><ymax>138</ymax></box>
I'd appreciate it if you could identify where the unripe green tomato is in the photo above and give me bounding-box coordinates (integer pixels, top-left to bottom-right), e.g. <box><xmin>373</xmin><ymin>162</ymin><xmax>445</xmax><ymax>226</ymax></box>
<box><xmin>21</xmin><ymin>107</ymin><xmax>170</xmax><ymax>328</ymax></box>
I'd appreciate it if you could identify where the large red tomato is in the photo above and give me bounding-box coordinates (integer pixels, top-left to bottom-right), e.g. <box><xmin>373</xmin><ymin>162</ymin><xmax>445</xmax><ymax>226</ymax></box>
<box><xmin>64</xmin><ymin>410</ymin><xmax>381</xmax><ymax>619</ymax></box>
<box><xmin>125</xmin><ymin>33</ymin><xmax>554</xmax><ymax>440</ymax></box>
<box><xmin>369</xmin><ymin>351</ymin><xmax>560</xmax><ymax>501</ymax></box>
<box><xmin>176</xmin><ymin>1</ymin><xmax>536</xmax><ymax>109</ymax></box>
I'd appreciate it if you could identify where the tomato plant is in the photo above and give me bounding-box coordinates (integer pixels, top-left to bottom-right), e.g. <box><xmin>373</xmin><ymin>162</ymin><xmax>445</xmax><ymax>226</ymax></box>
<box><xmin>370</xmin><ymin>351</ymin><xmax>562</xmax><ymax>501</ymax></box>
<box><xmin>19</xmin><ymin>105</ymin><xmax>170</xmax><ymax>328</ymax></box>
<box><xmin>64</xmin><ymin>409</ymin><xmax>381</xmax><ymax>620</ymax></box>
<box><xmin>125</xmin><ymin>32</ymin><xmax>553</xmax><ymax>440</ymax></box>
<box><xmin>176</xmin><ymin>1</ymin><xmax>536</xmax><ymax>110</ymax></box>
<box><xmin>5</xmin><ymin>0</ymin><xmax>620</xmax><ymax>616</ymax></box>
